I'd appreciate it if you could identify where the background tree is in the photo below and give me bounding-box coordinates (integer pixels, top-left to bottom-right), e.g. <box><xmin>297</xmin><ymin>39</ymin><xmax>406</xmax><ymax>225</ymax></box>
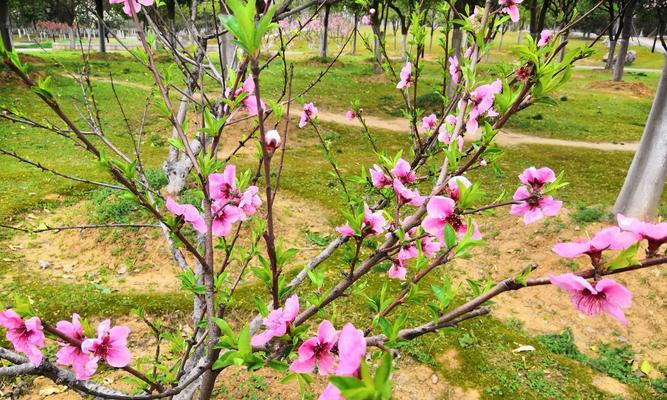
<box><xmin>612</xmin><ymin>0</ymin><xmax>636</xmax><ymax>81</ymax></box>
<box><xmin>614</xmin><ymin>1</ymin><xmax>667</xmax><ymax>218</ymax></box>
<box><xmin>0</xmin><ymin>0</ymin><xmax>11</xmax><ymax>51</ymax></box>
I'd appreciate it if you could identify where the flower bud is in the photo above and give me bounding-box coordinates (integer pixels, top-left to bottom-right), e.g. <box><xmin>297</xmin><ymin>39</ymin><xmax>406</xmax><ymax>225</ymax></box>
<box><xmin>266</xmin><ymin>129</ymin><xmax>281</xmax><ymax>153</ymax></box>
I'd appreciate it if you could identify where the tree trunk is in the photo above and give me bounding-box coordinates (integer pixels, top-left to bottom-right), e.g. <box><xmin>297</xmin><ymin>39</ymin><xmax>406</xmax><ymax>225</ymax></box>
<box><xmin>374</xmin><ymin>31</ymin><xmax>383</xmax><ymax>73</ymax></box>
<box><xmin>319</xmin><ymin>3</ymin><xmax>330</xmax><ymax>59</ymax></box>
<box><xmin>0</xmin><ymin>0</ymin><xmax>12</xmax><ymax>51</ymax></box>
<box><xmin>606</xmin><ymin>40</ymin><xmax>617</xmax><ymax>69</ymax></box>
<box><xmin>95</xmin><ymin>0</ymin><xmax>106</xmax><ymax>53</ymax></box>
<box><xmin>558</xmin><ymin>29</ymin><xmax>569</xmax><ymax>62</ymax></box>
<box><xmin>429</xmin><ymin>18</ymin><xmax>435</xmax><ymax>53</ymax></box>
<box><xmin>401</xmin><ymin>29</ymin><xmax>408</xmax><ymax>60</ymax></box>
<box><xmin>613</xmin><ymin>0</ymin><xmax>636</xmax><ymax>81</ymax></box>
<box><xmin>613</xmin><ymin>56</ymin><xmax>667</xmax><ymax>218</ymax></box>
<box><xmin>529</xmin><ymin>0</ymin><xmax>538</xmax><ymax>39</ymax></box>
<box><xmin>352</xmin><ymin>13</ymin><xmax>357</xmax><ymax>55</ymax></box>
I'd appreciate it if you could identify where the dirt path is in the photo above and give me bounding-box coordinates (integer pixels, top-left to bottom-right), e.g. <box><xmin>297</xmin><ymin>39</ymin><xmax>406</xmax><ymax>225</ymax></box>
<box><xmin>68</xmin><ymin>75</ymin><xmax>639</xmax><ymax>152</ymax></box>
<box><xmin>316</xmin><ymin>110</ymin><xmax>639</xmax><ymax>152</ymax></box>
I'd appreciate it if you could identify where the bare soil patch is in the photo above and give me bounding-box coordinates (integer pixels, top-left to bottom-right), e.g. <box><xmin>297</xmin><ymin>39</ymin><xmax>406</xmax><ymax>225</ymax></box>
<box><xmin>587</xmin><ymin>80</ymin><xmax>654</xmax><ymax>98</ymax></box>
<box><xmin>6</xmin><ymin>191</ymin><xmax>333</xmax><ymax>293</ymax></box>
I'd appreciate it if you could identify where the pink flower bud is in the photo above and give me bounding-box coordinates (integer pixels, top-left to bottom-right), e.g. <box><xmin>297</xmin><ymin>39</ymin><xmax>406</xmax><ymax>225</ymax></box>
<box><xmin>266</xmin><ymin>129</ymin><xmax>281</xmax><ymax>152</ymax></box>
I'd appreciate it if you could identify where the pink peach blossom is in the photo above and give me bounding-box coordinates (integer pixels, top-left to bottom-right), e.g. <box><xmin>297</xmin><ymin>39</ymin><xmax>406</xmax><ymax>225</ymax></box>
<box><xmin>446</xmin><ymin>176</ymin><xmax>472</xmax><ymax>203</ymax></box>
<box><xmin>617</xmin><ymin>214</ymin><xmax>667</xmax><ymax>249</ymax></box>
<box><xmin>0</xmin><ymin>310</ymin><xmax>45</xmax><ymax>366</ymax></box>
<box><xmin>421</xmin><ymin>236</ymin><xmax>443</xmax><ymax>258</ymax></box>
<box><xmin>391</xmin><ymin>158</ymin><xmax>416</xmax><ymax>184</ymax></box>
<box><xmin>239</xmin><ymin>77</ymin><xmax>266</xmax><ymax>116</ymax></box>
<box><xmin>422</xmin><ymin>196</ymin><xmax>482</xmax><ymax>241</ymax></box>
<box><xmin>211</xmin><ymin>203</ymin><xmax>244</xmax><ymax>237</ymax></box>
<box><xmin>251</xmin><ymin>295</ymin><xmax>300</xmax><ymax>346</ymax></box>
<box><xmin>81</xmin><ymin>320</ymin><xmax>131</xmax><ymax>368</ymax></box>
<box><xmin>466</xmin><ymin>79</ymin><xmax>502</xmax><ymax>133</ymax></box>
<box><xmin>552</xmin><ymin>227</ymin><xmax>641</xmax><ymax>262</ymax></box>
<box><xmin>396</xmin><ymin>62</ymin><xmax>412</xmax><ymax>90</ymax></box>
<box><xmin>550</xmin><ymin>274</ymin><xmax>632</xmax><ymax>324</ymax></box>
<box><xmin>109</xmin><ymin>0</ymin><xmax>154</xmax><ymax>16</ymax></box>
<box><xmin>56</xmin><ymin>314</ymin><xmax>98</xmax><ymax>380</ymax></box>
<box><xmin>518</xmin><ymin>166</ymin><xmax>556</xmax><ymax>189</ymax></box>
<box><xmin>238</xmin><ymin>186</ymin><xmax>262</xmax><ymax>220</ymax></box>
<box><xmin>345</xmin><ymin>110</ymin><xmax>356</xmax><ymax>121</ymax></box>
<box><xmin>290</xmin><ymin>320</ymin><xmax>337</xmax><ymax>375</ymax></box>
<box><xmin>422</xmin><ymin>114</ymin><xmax>438</xmax><ymax>131</ymax></box>
<box><xmin>509</xmin><ymin>186</ymin><xmax>562</xmax><ymax>225</ymax></box>
<box><xmin>499</xmin><ymin>0</ymin><xmax>523</xmax><ymax>22</ymax></box>
<box><xmin>388</xmin><ymin>259</ymin><xmax>408</xmax><ymax>280</ymax></box>
<box><xmin>299</xmin><ymin>103</ymin><xmax>318</xmax><ymax>128</ymax></box>
<box><xmin>319</xmin><ymin>323</ymin><xmax>366</xmax><ymax>400</ymax></box>
<box><xmin>537</xmin><ymin>29</ymin><xmax>553</xmax><ymax>47</ymax></box>
<box><xmin>448</xmin><ymin>56</ymin><xmax>460</xmax><ymax>84</ymax></box>
<box><xmin>209</xmin><ymin>164</ymin><xmax>238</xmax><ymax>202</ymax></box>
<box><xmin>393</xmin><ymin>179</ymin><xmax>425</xmax><ymax>207</ymax></box>
<box><xmin>361</xmin><ymin>15</ymin><xmax>371</xmax><ymax>25</ymax></box>
<box><xmin>370</xmin><ymin>164</ymin><xmax>392</xmax><ymax>188</ymax></box>
<box><xmin>166</xmin><ymin>198</ymin><xmax>207</xmax><ymax>233</ymax></box>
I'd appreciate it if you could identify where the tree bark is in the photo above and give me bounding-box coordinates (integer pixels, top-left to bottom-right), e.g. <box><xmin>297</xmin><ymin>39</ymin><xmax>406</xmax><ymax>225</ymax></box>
<box><xmin>613</xmin><ymin>0</ymin><xmax>636</xmax><ymax>81</ymax></box>
<box><xmin>319</xmin><ymin>3</ymin><xmax>330</xmax><ymax>59</ymax></box>
<box><xmin>352</xmin><ymin>13</ymin><xmax>357</xmax><ymax>55</ymax></box>
<box><xmin>606</xmin><ymin>39</ymin><xmax>617</xmax><ymax>69</ymax></box>
<box><xmin>95</xmin><ymin>0</ymin><xmax>106</xmax><ymax>53</ymax></box>
<box><xmin>0</xmin><ymin>0</ymin><xmax>12</xmax><ymax>51</ymax></box>
<box><xmin>613</xmin><ymin>55</ymin><xmax>667</xmax><ymax>218</ymax></box>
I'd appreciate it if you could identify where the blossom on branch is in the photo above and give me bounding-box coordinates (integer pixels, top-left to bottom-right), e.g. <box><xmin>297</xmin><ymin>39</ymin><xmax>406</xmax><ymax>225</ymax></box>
<box><xmin>370</xmin><ymin>164</ymin><xmax>392</xmax><ymax>189</ymax></box>
<box><xmin>552</xmin><ymin>227</ymin><xmax>640</xmax><ymax>264</ymax></box>
<box><xmin>55</xmin><ymin>314</ymin><xmax>98</xmax><ymax>380</ymax></box>
<box><xmin>466</xmin><ymin>79</ymin><xmax>502</xmax><ymax>133</ymax></box>
<box><xmin>550</xmin><ymin>273</ymin><xmax>632</xmax><ymax>324</ymax></box>
<box><xmin>81</xmin><ymin>320</ymin><xmax>131</xmax><ymax>368</ymax></box>
<box><xmin>319</xmin><ymin>323</ymin><xmax>367</xmax><ymax>399</ymax></box>
<box><xmin>299</xmin><ymin>103</ymin><xmax>318</xmax><ymax>128</ymax></box>
<box><xmin>251</xmin><ymin>294</ymin><xmax>300</xmax><ymax>346</ymax></box>
<box><xmin>109</xmin><ymin>0</ymin><xmax>154</xmax><ymax>16</ymax></box>
<box><xmin>509</xmin><ymin>186</ymin><xmax>562</xmax><ymax>224</ymax></box>
<box><xmin>289</xmin><ymin>320</ymin><xmax>337</xmax><ymax>375</ymax></box>
<box><xmin>537</xmin><ymin>29</ymin><xmax>553</xmax><ymax>47</ymax></box>
<box><xmin>396</xmin><ymin>62</ymin><xmax>413</xmax><ymax>90</ymax></box>
<box><xmin>265</xmin><ymin>130</ymin><xmax>282</xmax><ymax>153</ymax></box>
<box><xmin>498</xmin><ymin>0</ymin><xmax>523</xmax><ymax>22</ymax></box>
<box><xmin>0</xmin><ymin>309</ymin><xmax>45</xmax><ymax>366</ymax></box>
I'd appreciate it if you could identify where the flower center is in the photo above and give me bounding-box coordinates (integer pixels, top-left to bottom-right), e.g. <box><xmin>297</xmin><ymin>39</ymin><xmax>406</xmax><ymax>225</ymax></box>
<box><xmin>445</xmin><ymin>213</ymin><xmax>463</xmax><ymax>231</ymax></box>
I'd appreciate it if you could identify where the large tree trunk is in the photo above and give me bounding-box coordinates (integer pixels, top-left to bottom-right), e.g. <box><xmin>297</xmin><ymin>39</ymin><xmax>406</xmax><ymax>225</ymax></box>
<box><xmin>613</xmin><ymin>56</ymin><xmax>667</xmax><ymax>218</ymax></box>
<box><xmin>0</xmin><ymin>0</ymin><xmax>12</xmax><ymax>51</ymax></box>
<box><xmin>319</xmin><ymin>3</ymin><xmax>330</xmax><ymax>59</ymax></box>
<box><xmin>613</xmin><ymin>0</ymin><xmax>636</xmax><ymax>81</ymax></box>
<box><xmin>95</xmin><ymin>0</ymin><xmax>106</xmax><ymax>53</ymax></box>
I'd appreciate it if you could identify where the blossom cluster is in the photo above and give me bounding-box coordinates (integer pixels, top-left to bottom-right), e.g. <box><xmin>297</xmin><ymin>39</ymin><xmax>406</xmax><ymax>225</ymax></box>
<box><xmin>0</xmin><ymin>311</ymin><xmax>131</xmax><ymax>380</ymax></box>
<box><xmin>166</xmin><ymin>165</ymin><xmax>263</xmax><ymax>237</ymax></box>
<box><xmin>510</xmin><ymin>167</ymin><xmax>562</xmax><ymax>224</ymax></box>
